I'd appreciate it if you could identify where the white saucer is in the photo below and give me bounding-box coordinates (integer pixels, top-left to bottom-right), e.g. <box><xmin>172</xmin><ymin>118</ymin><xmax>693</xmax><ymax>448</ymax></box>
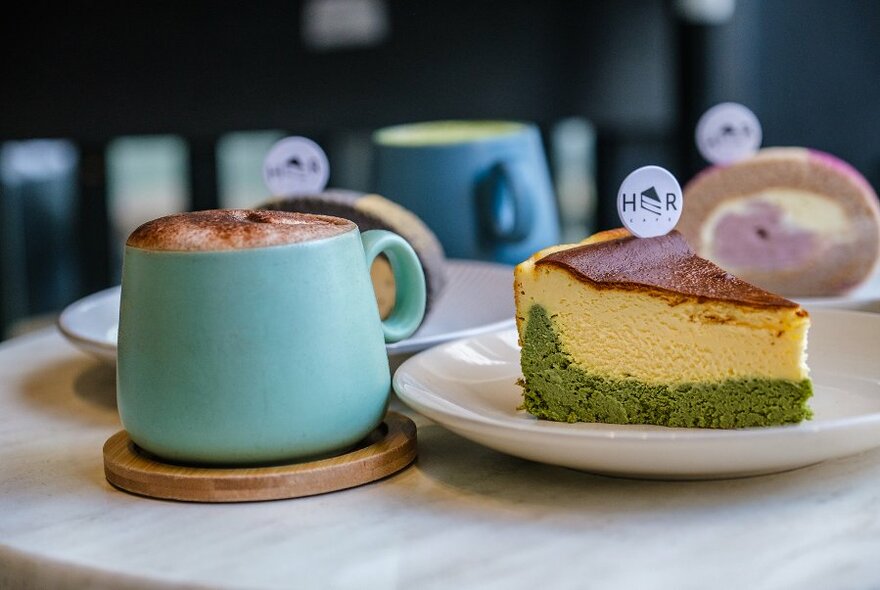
<box><xmin>393</xmin><ymin>309</ymin><xmax>880</xmax><ymax>480</ymax></box>
<box><xmin>58</xmin><ymin>259</ymin><xmax>515</xmax><ymax>364</ymax></box>
<box><xmin>796</xmin><ymin>270</ymin><xmax>880</xmax><ymax>312</ymax></box>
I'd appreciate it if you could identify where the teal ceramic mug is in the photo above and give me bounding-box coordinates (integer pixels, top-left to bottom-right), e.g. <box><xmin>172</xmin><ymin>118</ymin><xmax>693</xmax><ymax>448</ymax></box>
<box><xmin>372</xmin><ymin>120</ymin><xmax>560</xmax><ymax>265</ymax></box>
<box><xmin>117</xmin><ymin>209</ymin><xmax>426</xmax><ymax>465</ymax></box>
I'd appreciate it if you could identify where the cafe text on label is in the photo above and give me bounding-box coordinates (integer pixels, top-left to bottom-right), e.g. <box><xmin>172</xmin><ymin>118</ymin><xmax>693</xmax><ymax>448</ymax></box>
<box><xmin>617</xmin><ymin>165</ymin><xmax>683</xmax><ymax>238</ymax></box>
<box><xmin>695</xmin><ymin>102</ymin><xmax>762</xmax><ymax>165</ymax></box>
<box><xmin>263</xmin><ymin>136</ymin><xmax>330</xmax><ymax>197</ymax></box>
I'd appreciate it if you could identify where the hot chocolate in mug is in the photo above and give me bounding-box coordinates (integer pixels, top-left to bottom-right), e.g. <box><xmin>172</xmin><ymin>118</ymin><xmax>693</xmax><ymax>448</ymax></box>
<box><xmin>117</xmin><ymin>209</ymin><xmax>426</xmax><ymax>464</ymax></box>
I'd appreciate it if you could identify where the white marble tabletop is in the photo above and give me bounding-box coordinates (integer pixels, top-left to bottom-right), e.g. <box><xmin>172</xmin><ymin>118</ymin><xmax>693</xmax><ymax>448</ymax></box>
<box><xmin>2</xmin><ymin>329</ymin><xmax>880</xmax><ymax>590</ymax></box>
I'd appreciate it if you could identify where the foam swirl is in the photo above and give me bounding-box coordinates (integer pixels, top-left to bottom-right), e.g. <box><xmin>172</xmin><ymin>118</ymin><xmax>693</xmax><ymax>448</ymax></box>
<box><xmin>126</xmin><ymin>209</ymin><xmax>355</xmax><ymax>251</ymax></box>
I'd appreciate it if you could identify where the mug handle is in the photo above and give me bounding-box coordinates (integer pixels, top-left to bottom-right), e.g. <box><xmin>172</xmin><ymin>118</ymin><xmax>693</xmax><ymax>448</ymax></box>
<box><xmin>479</xmin><ymin>160</ymin><xmax>535</xmax><ymax>243</ymax></box>
<box><xmin>361</xmin><ymin>230</ymin><xmax>427</xmax><ymax>343</ymax></box>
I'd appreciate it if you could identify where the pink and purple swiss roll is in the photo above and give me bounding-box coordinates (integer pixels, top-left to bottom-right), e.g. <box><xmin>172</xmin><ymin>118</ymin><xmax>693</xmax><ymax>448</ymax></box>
<box><xmin>679</xmin><ymin>148</ymin><xmax>880</xmax><ymax>297</ymax></box>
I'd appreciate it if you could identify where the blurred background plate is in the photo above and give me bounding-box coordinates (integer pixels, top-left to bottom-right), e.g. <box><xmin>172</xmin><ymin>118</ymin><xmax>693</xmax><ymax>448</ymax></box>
<box><xmin>56</xmin><ymin>285</ymin><xmax>119</xmax><ymax>364</ymax></box>
<box><xmin>796</xmin><ymin>271</ymin><xmax>880</xmax><ymax>312</ymax></box>
<box><xmin>58</xmin><ymin>259</ymin><xmax>515</xmax><ymax>364</ymax></box>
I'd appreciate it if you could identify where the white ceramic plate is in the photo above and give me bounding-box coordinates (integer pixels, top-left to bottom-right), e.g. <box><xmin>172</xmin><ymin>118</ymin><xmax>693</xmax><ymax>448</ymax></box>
<box><xmin>796</xmin><ymin>270</ymin><xmax>880</xmax><ymax>312</ymax></box>
<box><xmin>393</xmin><ymin>309</ymin><xmax>880</xmax><ymax>480</ymax></box>
<box><xmin>58</xmin><ymin>259</ymin><xmax>515</xmax><ymax>364</ymax></box>
<box><xmin>57</xmin><ymin>286</ymin><xmax>120</xmax><ymax>363</ymax></box>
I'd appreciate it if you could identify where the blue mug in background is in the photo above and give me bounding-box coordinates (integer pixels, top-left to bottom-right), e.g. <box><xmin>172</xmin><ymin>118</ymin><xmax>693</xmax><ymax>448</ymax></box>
<box><xmin>372</xmin><ymin>121</ymin><xmax>560</xmax><ymax>264</ymax></box>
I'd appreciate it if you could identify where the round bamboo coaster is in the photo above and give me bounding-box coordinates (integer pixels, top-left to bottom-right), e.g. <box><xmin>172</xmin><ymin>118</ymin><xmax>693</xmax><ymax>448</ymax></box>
<box><xmin>103</xmin><ymin>412</ymin><xmax>417</xmax><ymax>502</ymax></box>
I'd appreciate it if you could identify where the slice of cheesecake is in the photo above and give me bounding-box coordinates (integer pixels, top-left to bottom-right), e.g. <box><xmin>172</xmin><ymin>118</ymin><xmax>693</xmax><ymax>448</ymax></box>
<box><xmin>514</xmin><ymin>229</ymin><xmax>812</xmax><ymax>428</ymax></box>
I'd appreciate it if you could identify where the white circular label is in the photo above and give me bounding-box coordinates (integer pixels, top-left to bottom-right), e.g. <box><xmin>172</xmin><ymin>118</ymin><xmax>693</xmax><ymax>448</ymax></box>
<box><xmin>262</xmin><ymin>136</ymin><xmax>330</xmax><ymax>196</ymax></box>
<box><xmin>617</xmin><ymin>166</ymin><xmax>683</xmax><ymax>238</ymax></box>
<box><xmin>695</xmin><ymin>102</ymin><xmax>762</xmax><ymax>165</ymax></box>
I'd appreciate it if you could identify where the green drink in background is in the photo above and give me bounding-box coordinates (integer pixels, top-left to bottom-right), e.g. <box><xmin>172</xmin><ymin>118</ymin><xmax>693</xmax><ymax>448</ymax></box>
<box><xmin>373</xmin><ymin>120</ymin><xmax>560</xmax><ymax>264</ymax></box>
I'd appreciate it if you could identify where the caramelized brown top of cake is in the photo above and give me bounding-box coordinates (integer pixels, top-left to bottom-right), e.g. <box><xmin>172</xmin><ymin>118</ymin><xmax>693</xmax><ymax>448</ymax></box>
<box><xmin>537</xmin><ymin>230</ymin><xmax>800</xmax><ymax>309</ymax></box>
<box><xmin>127</xmin><ymin>209</ymin><xmax>355</xmax><ymax>251</ymax></box>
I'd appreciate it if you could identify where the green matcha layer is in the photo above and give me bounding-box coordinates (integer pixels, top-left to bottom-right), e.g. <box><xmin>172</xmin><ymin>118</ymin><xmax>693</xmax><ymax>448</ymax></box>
<box><xmin>520</xmin><ymin>305</ymin><xmax>813</xmax><ymax>428</ymax></box>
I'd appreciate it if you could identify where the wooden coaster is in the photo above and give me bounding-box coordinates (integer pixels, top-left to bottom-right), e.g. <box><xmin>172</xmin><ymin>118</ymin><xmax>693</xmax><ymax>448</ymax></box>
<box><xmin>103</xmin><ymin>412</ymin><xmax>417</xmax><ymax>503</ymax></box>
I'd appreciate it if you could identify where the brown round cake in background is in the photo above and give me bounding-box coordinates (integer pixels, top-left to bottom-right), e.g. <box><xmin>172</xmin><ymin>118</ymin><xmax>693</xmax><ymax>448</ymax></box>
<box><xmin>260</xmin><ymin>190</ymin><xmax>447</xmax><ymax>318</ymax></box>
<box><xmin>679</xmin><ymin>148</ymin><xmax>880</xmax><ymax>297</ymax></box>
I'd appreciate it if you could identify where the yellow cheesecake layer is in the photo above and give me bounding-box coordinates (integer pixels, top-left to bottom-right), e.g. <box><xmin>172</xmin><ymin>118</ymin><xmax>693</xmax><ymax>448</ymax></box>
<box><xmin>515</xmin><ymin>249</ymin><xmax>810</xmax><ymax>386</ymax></box>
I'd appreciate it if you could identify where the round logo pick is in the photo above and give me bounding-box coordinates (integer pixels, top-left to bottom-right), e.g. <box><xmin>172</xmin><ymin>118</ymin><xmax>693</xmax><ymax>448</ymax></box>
<box><xmin>695</xmin><ymin>102</ymin><xmax>762</xmax><ymax>165</ymax></box>
<box><xmin>262</xmin><ymin>136</ymin><xmax>330</xmax><ymax>197</ymax></box>
<box><xmin>617</xmin><ymin>165</ymin><xmax>682</xmax><ymax>238</ymax></box>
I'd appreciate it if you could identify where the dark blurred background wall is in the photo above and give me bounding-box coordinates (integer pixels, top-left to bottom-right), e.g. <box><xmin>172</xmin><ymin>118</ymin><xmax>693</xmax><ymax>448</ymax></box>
<box><xmin>1</xmin><ymin>0</ymin><xmax>879</xmax><ymax>336</ymax></box>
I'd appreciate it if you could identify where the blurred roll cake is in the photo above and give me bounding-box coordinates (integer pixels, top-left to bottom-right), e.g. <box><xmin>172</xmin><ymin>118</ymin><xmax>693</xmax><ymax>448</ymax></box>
<box><xmin>679</xmin><ymin>148</ymin><xmax>880</xmax><ymax>297</ymax></box>
<box><xmin>260</xmin><ymin>190</ymin><xmax>447</xmax><ymax>319</ymax></box>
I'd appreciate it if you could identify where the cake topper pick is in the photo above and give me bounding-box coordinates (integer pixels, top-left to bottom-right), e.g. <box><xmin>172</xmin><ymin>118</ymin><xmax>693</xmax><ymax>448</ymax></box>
<box><xmin>695</xmin><ymin>102</ymin><xmax>762</xmax><ymax>165</ymax></box>
<box><xmin>262</xmin><ymin>136</ymin><xmax>330</xmax><ymax>197</ymax></box>
<box><xmin>617</xmin><ymin>165</ymin><xmax>683</xmax><ymax>238</ymax></box>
